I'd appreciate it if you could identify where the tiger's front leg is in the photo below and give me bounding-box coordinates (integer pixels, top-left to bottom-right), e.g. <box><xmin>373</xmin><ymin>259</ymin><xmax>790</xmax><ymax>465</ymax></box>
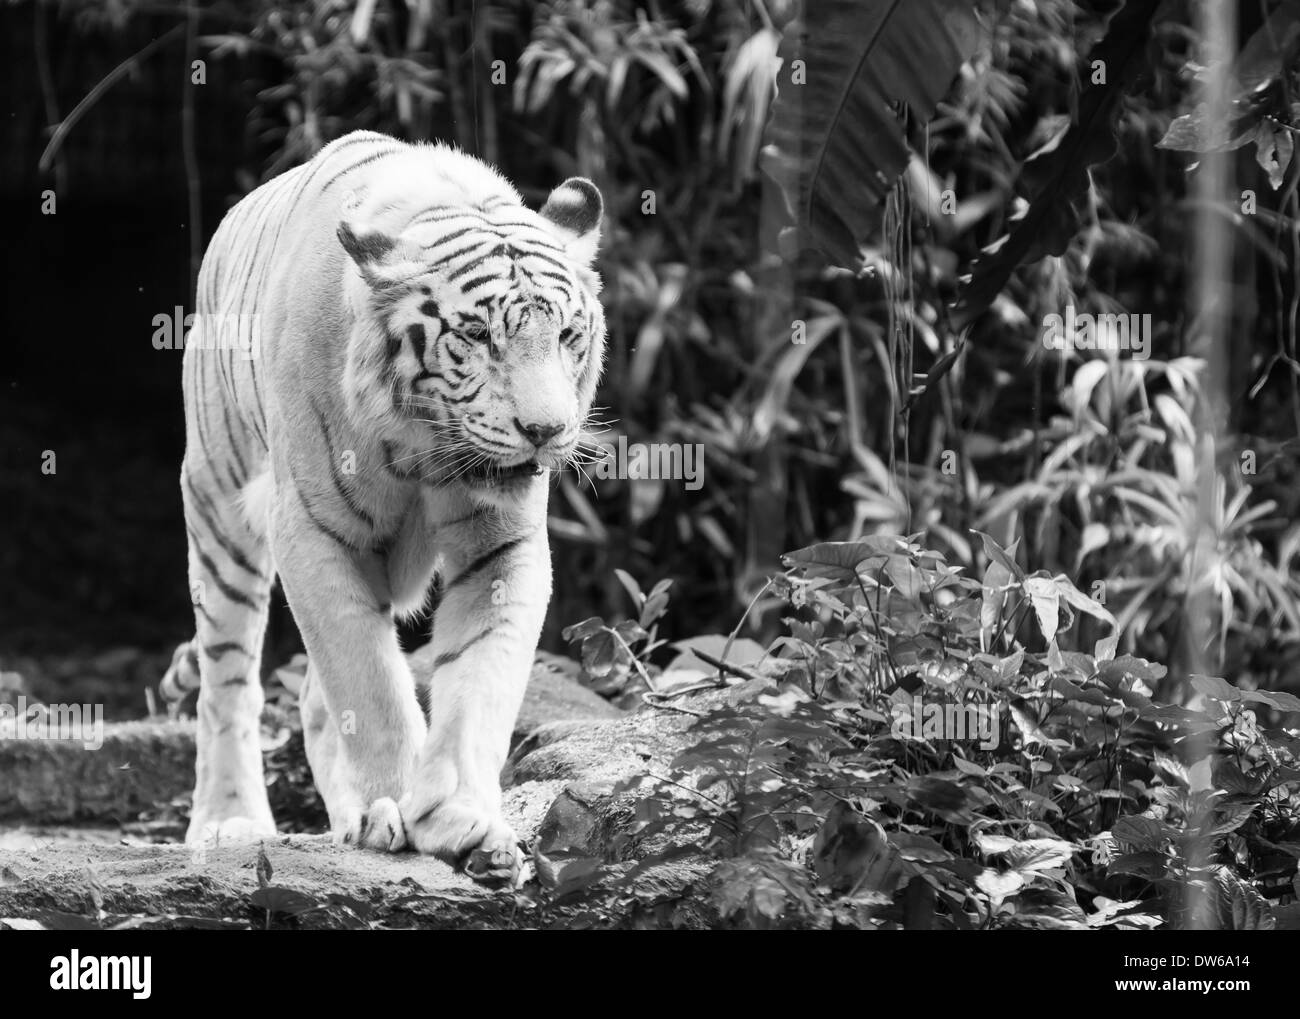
<box><xmin>271</xmin><ymin>492</ymin><xmax>427</xmax><ymax>852</ymax></box>
<box><xmin>402</xmin><ymin>514</ymin><xmax>551</xmax><ymax>882</ymax></box>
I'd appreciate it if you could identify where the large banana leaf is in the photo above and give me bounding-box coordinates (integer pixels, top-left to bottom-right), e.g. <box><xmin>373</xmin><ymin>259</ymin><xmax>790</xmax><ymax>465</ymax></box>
<box><xmin>761</xmin><ymin>0</ymin><xmax>981</xmax><ymax>267</ymax></box>
<box><xmin>951</xmin><ymin>0</ymin><xmax>1163</xmax><ymax>330</ymax></box>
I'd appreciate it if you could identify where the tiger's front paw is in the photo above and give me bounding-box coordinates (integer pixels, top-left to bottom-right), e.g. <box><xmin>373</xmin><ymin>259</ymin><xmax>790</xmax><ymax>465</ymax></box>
<box><xmin>186</xmin><ymin>814</ymin><xmax>276</xmax><ymax>847</ymax></box>
<box><xmin>332</xmin><ymin>796</ymin><xmax>407</xmax><ymax>852</ymax></box>
<box><xmin>400</xmin><ymin>793</ymin><xmax>522</xmax><ymax>886</ymax></box>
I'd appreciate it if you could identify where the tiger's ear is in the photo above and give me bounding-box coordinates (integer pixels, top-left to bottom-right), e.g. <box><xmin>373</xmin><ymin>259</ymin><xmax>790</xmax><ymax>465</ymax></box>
<box><xmin>338</xmin><ymin>196</ymin><xmax>424</xmax><ymax>289</ymax></box>
<box><xmin>337</xmin><ymin>220</ymin><xmax>426</xmax><ymax>290</ymax></box>
<box><xmin>539</xmin><ymin>177</ymin><xmax>602</xmax><ymax>267</ymax></box>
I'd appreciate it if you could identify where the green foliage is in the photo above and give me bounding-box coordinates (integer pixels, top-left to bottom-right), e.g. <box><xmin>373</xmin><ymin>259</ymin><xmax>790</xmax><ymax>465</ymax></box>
<box><xmin>562</xmin><ymin>570</ymin><xmax>672</xmax><ymax>699</ymax></box>
<box><xmin>971</xmin><ymin>355</ymin><xmax>1300</xmax><ymax>686</ymax></box>
<box><xmin>543</xmin><ymin>536</ymin><xmax>1300</xmax><ymax>929</ymax></box>
<box><xmin>1157</xmin><ymin>0</ymin><xmax>1300</xmax><ymax>190</ymax></box>
<box><xmin>39</xmin><ymin>0</ymin><xmax>1300</xmax><ymax>687</ymax></box>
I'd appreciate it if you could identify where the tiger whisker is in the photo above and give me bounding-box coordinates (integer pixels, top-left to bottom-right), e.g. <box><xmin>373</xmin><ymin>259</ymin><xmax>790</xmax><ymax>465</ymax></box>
<box><xmin>569</xmin><ymin>460</ymin><xmax>598</xmax><ymax>495</ymax></box>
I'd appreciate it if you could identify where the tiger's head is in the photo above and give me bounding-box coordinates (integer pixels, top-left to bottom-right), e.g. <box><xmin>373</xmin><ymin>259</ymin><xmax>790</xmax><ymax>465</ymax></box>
<box><xmin>337</xmin><ymin>175</ymin><xmax>605</xmax><ymax>492</ymax></box>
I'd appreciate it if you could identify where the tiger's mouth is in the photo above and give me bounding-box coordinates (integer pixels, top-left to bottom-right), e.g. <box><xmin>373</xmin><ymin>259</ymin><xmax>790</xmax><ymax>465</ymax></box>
<box><xmin>463</xmin><ymin>458</ymin><xmax>545</xmax><ymax>487</ymax></box>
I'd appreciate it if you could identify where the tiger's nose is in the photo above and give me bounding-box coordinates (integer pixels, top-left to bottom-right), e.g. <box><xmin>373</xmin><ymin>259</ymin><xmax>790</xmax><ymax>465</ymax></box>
<box><xmin>514</xmin><ymin>418</ymin><xmax>564</xmax><ymax>447</ymax></box>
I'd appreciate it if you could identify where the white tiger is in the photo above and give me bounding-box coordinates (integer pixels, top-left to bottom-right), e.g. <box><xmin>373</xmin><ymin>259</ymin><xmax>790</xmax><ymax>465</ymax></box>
<box><xmin>160</xmin><ymin>131</ymin><xmax>605</xmax><ymax>883</ymax></box>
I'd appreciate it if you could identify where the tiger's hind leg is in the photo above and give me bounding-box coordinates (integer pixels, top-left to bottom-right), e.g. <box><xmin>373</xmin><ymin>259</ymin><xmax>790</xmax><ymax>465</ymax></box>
<box><xmin>180</xmin><ymin>461</ymin><xmax>277</xmax><ymax>845</ymax></box>
<box><xmin>160</xmin><ymin>639</ymin><xmax>201</xmax><ymax>701</ymax></box>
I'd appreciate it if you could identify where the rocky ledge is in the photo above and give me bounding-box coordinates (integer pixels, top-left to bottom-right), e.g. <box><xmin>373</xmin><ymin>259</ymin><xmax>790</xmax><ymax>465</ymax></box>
<box><xmin>0</xmin><ymin>656</ymin><xmax>752</xmax><ymax>929</ymax></box>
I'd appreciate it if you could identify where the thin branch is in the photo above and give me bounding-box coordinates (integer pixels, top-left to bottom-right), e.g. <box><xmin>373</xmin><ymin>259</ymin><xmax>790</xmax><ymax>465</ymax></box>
<box><xmin>721</xmin><ymin>577</ymin><xmax>773</xmax><ymax>667</ymax></box>
<box><xmin>641</xmin><ymin>695</ymin><xmax>707</xmax><ymax>717</ymax></box>
<box><xmin>605</xmin><ymin>626</ymin><xmax>659</xmax><ymax>695</ymax></box>
<box><xmin>40</xmin><ymin>24</ymin><xmax>188</xmax><ymax>172</ymax></box>
<box><xmin>33</xmin><ymin>1</ymin><xmax>67</xmax><ymax>193</ymax></box>
<box><xmin>690</xmin><ymin>647</ymin><xmax>763</xmax><ymax>683</ymax></box>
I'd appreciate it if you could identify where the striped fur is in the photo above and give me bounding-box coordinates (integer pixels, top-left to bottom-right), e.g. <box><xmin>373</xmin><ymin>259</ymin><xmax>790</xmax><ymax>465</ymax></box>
<box><xmin>162</xmin><ymin>132</ymin><xmax>604</xmax><ymax>880</ymax></box>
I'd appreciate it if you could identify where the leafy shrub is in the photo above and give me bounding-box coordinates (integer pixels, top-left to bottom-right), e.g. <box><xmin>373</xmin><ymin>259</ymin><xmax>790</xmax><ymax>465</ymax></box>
<box><xmin>543</xmin><ymin>535</ymin><xmax>1300</xmax><ymax>930</ymax></box>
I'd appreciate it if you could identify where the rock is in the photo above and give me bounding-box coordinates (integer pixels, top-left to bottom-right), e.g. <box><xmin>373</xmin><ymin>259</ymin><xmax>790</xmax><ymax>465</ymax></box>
<box><xmin>0</xmin><ymin>672</ymin><xmax>762</xmax><ymax>927</ymax></box>
<box><xmin>531</xmin><ymin>780</ymin><xmax>627</xmax><ymax>858</ymax></box>
<box><xmin>0</xmin><ymin>823</ymin><xmax>717</xmax><ymax>930</ymax></box>
<box><xmin>405</xmin><ymin>646</ymin><xmax>625</xmax><ymax>740</ymax></box>
<box><xmin>510</xmin><ymin>678</ymin><xmax>769</xmax><ymax>787</ymax></box>
<box><xmin>513</xmin><ymin>679</ymin><xmax>772</xmax><ymax>862</ymax></box>
<box><xmin>514</xmin><ymin>667</ymin><xmax>626</xmax><ymax>735</ymax></box>
<box><xmin>0</xmin><ymin>658</ymin><xmax>624</xmax><ymax>826</ymax></box>
<box><xmin>0</xmin><ymin>769</ymin><xmax>581</xmax><ymax>929</ymax></box>
<box><xmin>0</xmin><ymin>835</ymin><xmax>512</xmax><ymax>930</ymax></box>
<box><xmin>0</xmin><ymin>719</ymin><xmax>196</xmax><ymax>824</ymax></box>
